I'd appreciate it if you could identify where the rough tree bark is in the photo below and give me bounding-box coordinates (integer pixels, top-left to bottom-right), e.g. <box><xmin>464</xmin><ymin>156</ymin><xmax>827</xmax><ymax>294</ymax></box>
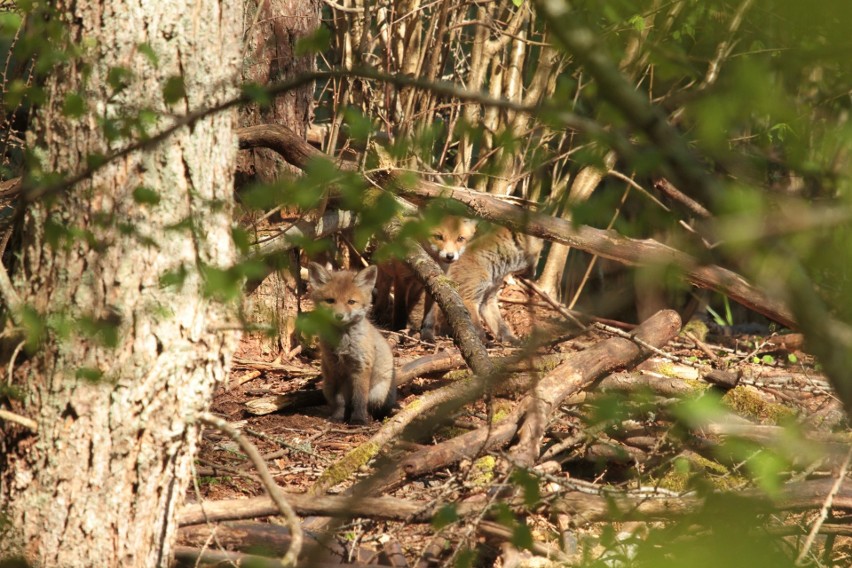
<box><xmin>0</xmin><ymin>2</ymin><xmax>241</xmax><ymax>566</ymax></box>
<box><xmin>238</xmin><ymin>0</ymin><xmax>320</xmax><ymax>355</ymax></box>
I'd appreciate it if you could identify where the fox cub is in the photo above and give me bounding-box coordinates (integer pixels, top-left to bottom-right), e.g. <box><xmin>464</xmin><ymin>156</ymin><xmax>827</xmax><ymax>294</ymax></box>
<box><xmin>441</xmin><ymin>226</ymin><xmax>542</xmax><ymax>343</ymax></box>
<box><xmin>376</xmin><ymin>216</ymin><xmax>478</xmax><ymax>340</ymax></box>
<box><xmin>308</xmin><ymin>262</ymin><xmax>396</xmax><ymax>424</ymax></box>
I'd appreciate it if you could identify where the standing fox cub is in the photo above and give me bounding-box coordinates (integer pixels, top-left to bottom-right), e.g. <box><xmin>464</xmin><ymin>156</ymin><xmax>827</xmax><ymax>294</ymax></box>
<box><xmin>376</xmin><ymin>216</ymin><xmax>478</xmax><ymax>340</ymax></box>
<box><xmin>441</xmin><ymin>226</ymin><xmax>542</xmax><ymax>343</ymax></box>
<box><xmin>308</xmin><ymin>262</ymin><xmax>396</xmax><ymax>424</ymax></box>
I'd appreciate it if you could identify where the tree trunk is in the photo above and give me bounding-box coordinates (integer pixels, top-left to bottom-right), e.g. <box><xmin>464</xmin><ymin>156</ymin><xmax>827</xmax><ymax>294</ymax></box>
<box><xmin>238</xmin><ymin>0</ymin><xmax>320</xmax><ymax>354</ymax></box>
<box><xmin>0</xmin><ymin>2</ymin><xmax>241</xmax><ymax>566</ymax></box>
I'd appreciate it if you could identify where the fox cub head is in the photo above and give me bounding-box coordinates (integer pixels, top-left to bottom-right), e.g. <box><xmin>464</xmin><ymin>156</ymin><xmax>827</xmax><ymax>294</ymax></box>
<box><xmin>427</xmin><ymin>216</ymin><xmax>478</xmax><ymax>263</ymax></box>
<box><xmin>308</xmin><ymin>263</ymin><xmax>378</xmax><ymax>326</ymax></box>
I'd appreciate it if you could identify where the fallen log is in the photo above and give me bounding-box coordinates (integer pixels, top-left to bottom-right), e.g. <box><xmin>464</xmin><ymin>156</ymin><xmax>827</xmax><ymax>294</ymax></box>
<box><xmin>396</xmin><ymin>310</ymin><xmax>682</xmax><ymax>479</ymax></box>
<box><xmin>179</xmin><ymin>493</ymin><xmax>446</xmax><ymax>526</ymax></box>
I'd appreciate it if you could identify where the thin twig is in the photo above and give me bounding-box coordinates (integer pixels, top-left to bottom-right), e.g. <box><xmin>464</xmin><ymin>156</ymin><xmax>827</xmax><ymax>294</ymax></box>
<box><xmin>198</xmin><ymin>412</ymin><xmax>302</xmax><ymax>567</ymax></box>
<box><xmin>795</xmin><ymin>446</ymin><xmax>852</xmax><ymax>565</ymax></box>
<box><xmin>0</xmin><ymin>409</ymin><xmax>37</xmax><ymax>431</ymax></box>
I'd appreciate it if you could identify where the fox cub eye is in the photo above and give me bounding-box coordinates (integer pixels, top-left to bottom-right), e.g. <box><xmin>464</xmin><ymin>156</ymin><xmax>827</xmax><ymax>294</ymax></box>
<box><xmin>324</xmin><ymin>298</ymin><xmax>335</xmax><ymax>304</ymax></box>
<box><xmin>457</xmin><ymin>236</ymin><xmax>466</xmax><ymax>242</ymax></box>
<box><xmin>432</xmin><ymin>234</ymin><xmax>443</xmax><ymax>241</ymax></box>
<box><xmin>348</xmin><ymin>299</ymin><xmax>357</xmax><ymax>305</ymax></box>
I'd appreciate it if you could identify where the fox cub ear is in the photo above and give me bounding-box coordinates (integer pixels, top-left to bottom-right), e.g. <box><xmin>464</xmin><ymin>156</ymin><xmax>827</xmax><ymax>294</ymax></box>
<box><xmin>354</xmin><ymin>265</ymin><xmax>378</xmax><ymax>293</ymax></box>
<box><xmin>308</xmin><ymin>262</ymin><xmax>332</xmax><ymax>287</ymax></box>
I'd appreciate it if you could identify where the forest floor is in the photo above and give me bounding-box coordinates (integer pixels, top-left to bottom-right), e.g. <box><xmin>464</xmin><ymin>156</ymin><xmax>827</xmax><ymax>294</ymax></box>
<box><xmin>178</xmin><ymin>285</ymin><xmax>850</xmax><ymax>567</ymax></box>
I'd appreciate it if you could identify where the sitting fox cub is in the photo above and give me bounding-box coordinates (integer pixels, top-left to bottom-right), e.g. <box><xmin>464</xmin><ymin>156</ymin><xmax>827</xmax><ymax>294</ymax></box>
<box><xmin>308</xmin><ymin>262</ymin><xmax>396</xmax><ymax>424</ymax></box>
<box><xmin>441</xmin><ymin>226</ymin><xmax>542</xmax><ymax>343</ymax></box>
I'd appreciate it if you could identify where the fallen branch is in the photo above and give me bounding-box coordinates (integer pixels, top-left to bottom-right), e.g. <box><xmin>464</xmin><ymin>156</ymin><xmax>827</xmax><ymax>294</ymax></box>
<box><xmin>549</xmin><ymin>478</ymin><xmax>852</xmax><ymax>524</ymax></box>
<box><xmin>179</xmin><ymin>492</ymin><xmax>458</xmax><ymax>526</ymax></box>
<box><xmin>396</xmin><ymin>310</ymin><xmax>682</xmax><ymax>479</ymax></box>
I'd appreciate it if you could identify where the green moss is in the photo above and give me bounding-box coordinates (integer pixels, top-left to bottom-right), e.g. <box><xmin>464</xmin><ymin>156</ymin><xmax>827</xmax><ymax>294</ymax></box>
<box><xmin>491</xmin><ymin>399</ymin><xmax>514</xmax><ymax>423</ymax></box>
<box><xmin>655</xmin><ymin>361</ymin><xmax>678</xmax><ymax>378</ymax></box>
<box><xmin>443</xmin><ymin>369</ymin><xmax>472</xmax><ymax>381</ymax></box>
<box><xmin>682</xmin><ymin>319</ymin><xmax>709</xmax><ymax>342</ymax></box>
<box><xmin>658</xmin><ymin>454</ymin><xmax>745</xmax><ymax>493</ymax></box>
<box><xmin>312</xmin><ymin>441</ymin><xmax>380</xmax><ymax>492</ymax></box>
<box><xmin>723</xmin><ymin>386</ymin><xmax>794</xmax><ymax>424</ymax></box>
<box><xmin>470</xmin><ymin>455</ymin><xmax>497</xmax><ymax>487</ymax></box>
<box><xmin>436</xmin><ymin>425</ymin><xmax>468</xmax><ymax>439</ymax></box>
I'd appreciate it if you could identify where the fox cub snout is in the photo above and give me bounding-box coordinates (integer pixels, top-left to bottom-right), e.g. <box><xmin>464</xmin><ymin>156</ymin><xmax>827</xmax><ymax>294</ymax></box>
<box><xmin>308</xmin><ymin>262</ymin><xmax>396</xmax><ymax>425</ymax></box>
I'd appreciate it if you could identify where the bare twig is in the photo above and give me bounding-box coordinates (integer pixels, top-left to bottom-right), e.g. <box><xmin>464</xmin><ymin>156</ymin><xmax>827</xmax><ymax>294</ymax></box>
<box><xmin>0</xmin><ymin>409</ymin><xmax>37</xmax><ymax>431</ymax></box>
<box><xmin>197</xmin><ymin>413</ymin><xmax>302</xmax><ymax>566</ymax></box>
<box><xmin>796</xmin><ymin>446</ymin><xmax>852</xmax><ymax>565</ymax></box>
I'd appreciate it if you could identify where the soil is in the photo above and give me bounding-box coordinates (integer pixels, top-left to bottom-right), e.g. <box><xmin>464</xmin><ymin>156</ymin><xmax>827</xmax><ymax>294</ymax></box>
<box><xmin>181</xmin><ymin>283</ymin><xmax>847</xmax><ymax>567</ymax></box>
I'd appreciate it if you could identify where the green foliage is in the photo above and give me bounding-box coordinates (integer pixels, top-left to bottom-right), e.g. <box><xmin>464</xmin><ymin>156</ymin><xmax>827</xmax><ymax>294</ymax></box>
<box><xmin>294</xmin><ymin>25</ymin><xmax>331</xmax><ymax>56</ymax></box>
<box><xmin>137</xmin><ymin>42</ymin><xmax>159</xmax><ymax>67</ymax></box>
<box><xmin>706</xmin><ymin>294</ymin><xmax>734</xmax><ymax>327</ymax></box>
<box><xmin>509</xmin><ymin>468</ymin><xmax>540</xmax><ymax>508</ymax></box>
<box><xmin>201</xmin><ymin>260</ymin><xmax>267</xmax><ymax>302</ymax></box>
<box><xmin>241</xmin><ymin>82</ymin><xmax>271</xmax><ymax>108</ymax></box>
<box><xmin>295</xmin><ymin>307</ymin><xmax>343</xmax><ymax>346</ymax></box>
<box><xmin>76</xmin><ymin>367</ymin><xmax>104</xmax><ymax>383</ymax></box>
<box><xmin>162</xmin><ymin>75</ymin><xmax>186</xmax><ymax>104</ymax></box>
<box><xmin>132</xmin><ymin>186</ymin><xmax>161</xmax><ymax>205</ymax></box>
<box><xmin>61</xmin><ymin>92</ymin><xmax>86</xmax><ymax>118</ymax></box>
<box><xmin>431</xmin><ymin>503</ymin><xmax>459</xmax><ymax>530</ymax></box>
<box><xmin>19</xmin><ymin>305</ymin><xmax>45</xmax><ymax>352</ymax></box>
<box><xmin>453</xmin><ymin>548</ymin><xmax>477</xmax><ymax>568</ymax></box>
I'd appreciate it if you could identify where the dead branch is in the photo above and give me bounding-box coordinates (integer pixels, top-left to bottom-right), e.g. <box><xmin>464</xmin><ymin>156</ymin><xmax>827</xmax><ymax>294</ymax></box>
<box><xmin>477</xmin><ymin>520</ymin><xmax>573</xmax><ymax>564</ymax></box>
<box><xmin>174</xmin><ymin>545</ymin><xmax>390</xmax><ymax>568</ymax></box>
<box><xmin>510</xmin><ymin>310</ymin><xmax>682</xmax><ymax>465</ymax></box>
<box><xmin>232</xmin><ymin>120</ymin><xmax>796</xmax><ymax>329</ymax></box>
<box><xmin>549</xmin><ymin>478</ymin><xmax>852</xmax><ymax>524</ymax></box>
<box><xmin>179</xmin><ymin>492</ymin><xmax>477</xmax><ymax>526</ymax></box>
<box><xmin>397</xmin><ymin>310</ymin><xmax>682</xmax><ymax>478</ymax></box>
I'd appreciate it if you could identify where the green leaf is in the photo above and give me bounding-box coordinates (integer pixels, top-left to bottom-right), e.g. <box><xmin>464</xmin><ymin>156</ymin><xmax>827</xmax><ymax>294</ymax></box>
<box><xmin>430</xmin><ymin>504</ymin><xmax>459</xmax><ymax>530</ymax></box>
<box><xmin>511</xmin><ymin>0</ymin><xmax>523</xmax><ymax>6</ymax></box>
<box><xmin>787</xmin><ymin>353</ymin><xmax>798</xmax><ymax>364</ymax></box>
<box><xmin>162</xmin><ymin>75</ymin><xmax>186</xmax><ymax>104</ymax></box>
<box><xmin>241</xmin><ymin>82</ymin><xmax>271</xmax><ymax>108</ymax></box>
<box><xmin>761</xmin><ymin>355</ymin><xmax>775</xmax><ymax>365</ymax></box>
<box><xmin>107</xmin><ymin>66</ymin><xmax>133</xmax><ymax>92</ymax></box>
<box><xmin>511</xmin><ymin>522</ymin><xmax>534</xmax><ymax>551</ymax></box>
<box><xmin>62</xmin><ymin>93</ymin><xmax>86</xmax><ymax>118</ymax></box>
<box><xmin>201</xmin><ymin>265</ymin><xmax>243</xmax><ymax>302</ymax></box>
<box><xmin>0</xmin><ymin>11</ymin><xmax>22</xmax><ymax>34</ymax></box>
<box><xmin>76</xmin><ymin>367</ymin><xmax>104</xmax><ymax>383</ymax></box>
<box><xmin>133</xmin><ymin>186</ymin><xmax>161</xmax><ymax>205</ymax></box>
<box><xmin>137</xmin><ymin>42</ymin><xmax>159</xmax><ymax>67</ymax></box>
<box><xmin>20</xmin><ymin>305</ymin><xmax>45</xmax><ymax>352</ymax></box>
<box><xmin>454</xmin><ymin>548</ymin><xmax>477</xmax><ymax>568</ymax></box>
<box><xmin>85</xmin><ymin>152</ymin><xmax>107</xmax><ymax>170</ymax></box>
<box><xmin>510</xmin><ymin>469</ymin><xmax>540</xmax><ymax>508</ymax></box>
<box><xmin>294</xmin><ymin>25</ymin><xmax>331</xmax><ymax>56</ymax></box>
<box><xmin>671</xmin><ymin>391</ymin><xmax>726</xmax><ymax>428</ymax></box>
<box><xmin>160</xmin><ymin>265</ymin><xmax>188</xmax><ymax>290</ymax></box>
